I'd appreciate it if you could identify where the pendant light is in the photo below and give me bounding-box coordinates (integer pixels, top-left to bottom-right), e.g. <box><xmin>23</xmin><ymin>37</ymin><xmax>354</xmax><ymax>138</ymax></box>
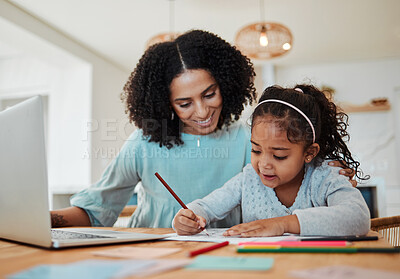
<box><xmin>235</xmin><ymin>0</ymin><xmax>293</xmax><ymax>59</ymax></box>
<box><xmin>145</xmin><ymin>0</ymin><xmax>180</xmax><ymax>48</ymax></box>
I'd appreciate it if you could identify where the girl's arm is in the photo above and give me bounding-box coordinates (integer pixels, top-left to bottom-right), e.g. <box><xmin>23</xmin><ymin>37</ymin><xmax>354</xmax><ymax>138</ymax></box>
<box><xmin>187</xmin><ymin>171</ymin><xmax>245</xmax><ymax>225</ymax></box>
<box><xmin>293</xmin><ymin>173</ymin><xmax>370</xmax><ymax>236</ymax></box>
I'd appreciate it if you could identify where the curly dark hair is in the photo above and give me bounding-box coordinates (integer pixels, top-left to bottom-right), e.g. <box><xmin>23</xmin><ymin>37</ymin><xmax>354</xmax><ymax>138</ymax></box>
<box><xmin>251</xmin><ymin>84</ymin><xmax>369</xmax><ymax>181</ymax></box>
<box><xmin>122</xmin><ymin>29</ymin><xmax>257</xmax><ymax>148</ymax></box>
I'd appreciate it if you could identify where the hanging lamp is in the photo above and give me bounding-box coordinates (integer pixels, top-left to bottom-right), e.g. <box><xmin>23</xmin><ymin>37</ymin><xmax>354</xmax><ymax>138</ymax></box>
<box><xmin>235</xmin><ymin>0</ymin><xmax>293</xmax><ymax>59</ymax></box>
<box><xmin>145</xmin><ymin>0</ymin><xmax>180</xmax><ymax>48</ymax></box>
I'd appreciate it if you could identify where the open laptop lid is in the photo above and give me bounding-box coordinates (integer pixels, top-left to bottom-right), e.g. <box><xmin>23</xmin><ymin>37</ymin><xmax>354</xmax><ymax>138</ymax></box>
<box><xmin>0</xmin><ymin>96</ymin><xmax>166</xmax><ymax>249</ymax></box>
<box><xmin>0</xmin><ymin>96</ymin><xmax>53</xmax><ymax>248</ymax></box>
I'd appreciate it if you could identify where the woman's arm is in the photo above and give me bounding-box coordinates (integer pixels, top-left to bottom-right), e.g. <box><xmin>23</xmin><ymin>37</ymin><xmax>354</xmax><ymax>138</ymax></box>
<box><xmin>51</xmin><ymin>206</ymin><xmax>91</xmax><ymax>227</ymax></box>
<box><xmin>328</xmin><ymin>160</ymin><xmax>357</xmax><ymax>187</ymax></box>
<box><xmin>67</xmin><ymin>132</ymin><xmax>142</xmax><ymax>227</ymax></box>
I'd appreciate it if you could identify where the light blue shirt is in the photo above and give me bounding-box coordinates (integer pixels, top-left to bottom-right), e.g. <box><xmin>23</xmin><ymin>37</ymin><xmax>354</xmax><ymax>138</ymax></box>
<box><xmin>70</xmin><ymin>122</ymin><xmax>251</xmax><ymax>228</ymax></box>
<box><xmin>188</xmin><ymin>162</ymin><xmax>370</xmax><ymax>236</ymax></box>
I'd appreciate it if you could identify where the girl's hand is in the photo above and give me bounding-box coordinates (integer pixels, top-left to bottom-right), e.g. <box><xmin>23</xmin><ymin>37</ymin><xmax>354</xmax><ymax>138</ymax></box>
<box><xmin>173</xmin><ymin>209</ymin><xmax>207</xmax><ymax>235</ymax></box>
<box><xmin>328</xmin><ymin>160</ymin><xmax>357</xmax><ymax>187</ymax></box>
<box><xmin>223</xmin><ymin>215</ymin><xmax>300</xmax><ymax>237</ymax></box>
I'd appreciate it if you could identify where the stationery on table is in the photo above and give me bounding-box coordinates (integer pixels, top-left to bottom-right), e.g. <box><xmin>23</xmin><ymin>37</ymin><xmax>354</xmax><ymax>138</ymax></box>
<box><xmin>7</xmin><ymin>259</ymin><xmax>193</xmax><ymax>279</ymax></box>
<box><xmin>165</xmin><ymin>228</ymin><xmax>300</xmax><ymax>244</ymax></box>
<box><xmin>238</xmin><ymin>241</ymin><xmax>349</xmax><ymax>247</ymax></box>
<box><xmin>92</xmin><ymin>247</ymin><xmax>182</xmax><ymax>259</ymax></box>
<box><xmin>185</xmin><ymin>255</ymin><xmax>274</xmax><ymax>271</ymax></box>
<box><xmin>165</xmin><ymin>228</ymin><xmax>378</xmax><ymax>245</ymax></box>
<box><xmin>237</xmin><ymin>246</ymin><xmax>400</xmax><ymax>253</ymax></box>
<box><xmin>188</xmin><ymin>241</ymin><xmax>230</xmax><ymax>257</ymax></box>
<box><xmin>7</xmin><ymin>259</ymin><xmax>155</xmax><ymax>279</ymax></box>
<box><xmin>300</xmin><ymin>235</ymin><xmax>378</xmax><ymax>241</ymax></box>
<box><xmin>290</xmin><ymin>265</ymin><xmax>400</xmax><ymax>279</ymax></box>
<box><xmin>135</xmin><ymin>259</ymin><xmax>193</xmax><ymax>277</ymax></box>
<box><xmin>155</xmin><ymin>172</ymin><xmax>209</xmax><ymax>235</ymax></box>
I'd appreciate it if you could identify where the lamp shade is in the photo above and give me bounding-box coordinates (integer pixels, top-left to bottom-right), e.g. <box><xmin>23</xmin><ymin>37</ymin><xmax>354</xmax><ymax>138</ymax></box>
<box><xmin>145</xmin><ymin>32</ymin><xmax>181</xmax><ymax>49</ymax></box>
<box><xmin>235</xmin><ymin>22</ymin><xmax>293</xmax><ymax>59</ymax></box>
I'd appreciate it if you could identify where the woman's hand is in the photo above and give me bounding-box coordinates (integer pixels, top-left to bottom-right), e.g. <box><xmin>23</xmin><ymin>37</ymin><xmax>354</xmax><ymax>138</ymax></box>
<box><xmin>223</xmin><ymin>215</ymin><xmax>300</xmax><ymax>237</ymax></box>
<box><xmin>328</xmin><ymin>160</ymin><xmax>357</xmax><ymax>187</ymax></box>
<box><xmin>173</xmin><ymin>209</ymin><xmax>207</xmax><ymax>235</ymax></box>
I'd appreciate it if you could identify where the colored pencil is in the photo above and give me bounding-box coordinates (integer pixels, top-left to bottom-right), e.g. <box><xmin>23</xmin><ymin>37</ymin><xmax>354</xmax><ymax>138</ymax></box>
<box><xmin>300</xmin><ymin>235</ymin><xmax>378</xmax><ymax>242</ymax></box>
<box><xmin>238</xmin><ymin>241</ymin><xmax>348</xmax><ymax>247</ymax></box>
<box><xmin>155</xmin><ymin>172</ymin><xmax>209</xmax><ymax>235</ymax></box>
<box><xmin>188</xmin><ymin>241</ymin><xmax>230</xmax><ymax>257</ymax></box>
<box><xmin>237</xmin><ymin>247</ymin><xmax>400</xmax><ymax>253</ymax></box>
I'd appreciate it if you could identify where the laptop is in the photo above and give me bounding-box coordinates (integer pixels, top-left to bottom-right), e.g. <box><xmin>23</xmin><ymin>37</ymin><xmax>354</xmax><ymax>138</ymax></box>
<box><xmin>0</xmin><ymin>96</ymin><xmax>165</xmax><ymax>248</ymax></box>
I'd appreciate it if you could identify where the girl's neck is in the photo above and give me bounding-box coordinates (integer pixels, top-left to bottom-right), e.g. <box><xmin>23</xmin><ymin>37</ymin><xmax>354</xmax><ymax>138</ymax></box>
<box><xmin>274</xmin><ymin>167</ymin><xmax>305</xmax><ymax>208</ymax></box>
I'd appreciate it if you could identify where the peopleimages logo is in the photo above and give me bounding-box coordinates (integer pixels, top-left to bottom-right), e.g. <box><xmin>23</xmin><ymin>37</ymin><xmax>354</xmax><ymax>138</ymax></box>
<box><xmin>81</xmin><ymin>118</ymin><xmax>237</xmax><ymax>160</ymax></box>
<box><xmin>135</xmin><ymin>147</ymin><xmax>230</xmax><ymax>159</ymax></box>
<box><xmin>82</xmin><ymin>118</ymin><xmax>134</xmax><ymax>141</ymax></box>
<box><xmin>82</xmin><ymin>147</ymin><xmax>122</xmax><ymax>159</ymax></box>
<box><xmin>82</xmin><ymin>147</ymin><xmax>229</xmax><ymax>160</ymax></box>
<box><xmin>82</xmin><ymin>118</ymin><xmax>247</xmax><ymax>142</ymax></box>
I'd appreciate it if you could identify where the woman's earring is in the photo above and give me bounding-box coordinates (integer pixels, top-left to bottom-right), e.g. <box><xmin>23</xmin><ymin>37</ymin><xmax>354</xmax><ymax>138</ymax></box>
<box><xmin>171</xmin><ymin>111</ymin><xmax>174</xmax><ymax>121</ymax></box>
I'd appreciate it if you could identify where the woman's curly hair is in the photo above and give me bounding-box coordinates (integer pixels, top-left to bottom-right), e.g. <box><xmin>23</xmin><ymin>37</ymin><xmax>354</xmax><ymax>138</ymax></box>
<box><xmin>251</xmin><ymin>84</ymin><xmax>369</xmax><ymax>181</ymax></box>
<box><xmin>122</xmin><ymin>29</ymin><xmax>257</xmax><ymax>148</ymax></box>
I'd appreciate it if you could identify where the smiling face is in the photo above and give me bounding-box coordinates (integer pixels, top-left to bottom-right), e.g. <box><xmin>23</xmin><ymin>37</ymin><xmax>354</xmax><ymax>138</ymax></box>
<box><xmin>250</xmin><ymin>116</ymin><xmax>309</xmax><ymax>190</ymax></box>
<box><xmin>169</xmin><ymin>69</ymin><xmax>223</xmax><ymax>135</ymax></box>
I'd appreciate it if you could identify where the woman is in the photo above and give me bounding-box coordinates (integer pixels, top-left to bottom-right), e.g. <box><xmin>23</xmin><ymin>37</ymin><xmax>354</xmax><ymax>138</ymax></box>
<box><xmin>51</xmin><ymin>30</ymin><xmax>354</xmax><ymax>228</ymax></box>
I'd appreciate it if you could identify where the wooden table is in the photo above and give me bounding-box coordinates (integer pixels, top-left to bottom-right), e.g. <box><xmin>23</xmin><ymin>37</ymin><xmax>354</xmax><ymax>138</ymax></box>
<box><xmin>1</xmin><ymin>228</ymin><xmax>399</xmax><ymax>279</ymax></box>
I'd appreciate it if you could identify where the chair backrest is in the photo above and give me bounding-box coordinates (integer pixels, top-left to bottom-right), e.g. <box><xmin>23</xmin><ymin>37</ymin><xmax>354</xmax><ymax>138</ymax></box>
<box><xmin>370</xmin><ymin>215</ymin><xmax>400</xmax><ymax>247</ymax></box>
<box><xmin>113</xmin><ymin>205</ymin><xmax>137</xmax><ymax>228</ymax></box>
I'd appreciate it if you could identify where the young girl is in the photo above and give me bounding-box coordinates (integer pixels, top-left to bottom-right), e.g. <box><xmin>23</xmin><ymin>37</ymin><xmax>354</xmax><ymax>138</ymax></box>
<box><xmin>173</xmin><ymin>84</ymin><xmax>370</xmax><ymax>236</ymax></box>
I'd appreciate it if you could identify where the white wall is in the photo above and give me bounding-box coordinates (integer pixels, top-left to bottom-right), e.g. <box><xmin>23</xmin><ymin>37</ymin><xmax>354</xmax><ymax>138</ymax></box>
<box><xmin>0</xmin><ymin>1</ymin><xmax>131</xmax><ymax>199</ymax></box>
<box><xmin>0</xmin><ymin>40</ymin><xmax>93</xmax><ymax>193</ymax></box>
<box><xmin>89</xmin><ymin>62</ymin><xmax>135</xmax><ymax>181</ymax></box>
<box><xmin>273</xmin><ymin>58</ymin><xmax>400</xmax><ymax>216</ymax></box>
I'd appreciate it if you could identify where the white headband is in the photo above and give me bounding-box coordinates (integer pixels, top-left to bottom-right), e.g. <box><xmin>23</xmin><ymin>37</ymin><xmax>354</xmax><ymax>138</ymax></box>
<box><xmin>254</xmin><ymin>99</ymin><xmax>316</xmax><ymax>143</ymax></box>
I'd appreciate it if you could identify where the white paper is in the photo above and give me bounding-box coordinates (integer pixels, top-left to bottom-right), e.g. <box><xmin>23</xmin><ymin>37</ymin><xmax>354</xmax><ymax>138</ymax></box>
<box><xmin>164</xmin><ymin>228</ymin><xmax>299</xmax><ymax>244</ymax></box>
<box><xmin>92</xmin><ymin>247</ymin><xmax>181</xmax><ymax>259</ymax></box>
<box><xmin>134</xmin><ymin>259</ymin><xmax>193</xmax><ymax>277</ymax></box>
<box><xmin>291</xmin><ymin>265</ymin><xmax>400</xmax><ymax>279</ymax></box>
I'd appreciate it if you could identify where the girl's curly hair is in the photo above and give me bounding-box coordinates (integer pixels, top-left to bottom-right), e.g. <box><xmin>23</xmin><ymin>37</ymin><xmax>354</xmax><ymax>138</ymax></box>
<box><xmin>122</xmin><ymin>29</ymin><xmax>257</xmax><ymax>148</ymax></box>
<box><xmin>251</xmin><ymin>84</ymin><xmax>369</xmax><ymax>181</ymax></box>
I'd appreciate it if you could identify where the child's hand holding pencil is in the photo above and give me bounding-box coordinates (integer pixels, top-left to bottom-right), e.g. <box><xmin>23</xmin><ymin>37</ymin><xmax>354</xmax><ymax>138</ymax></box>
<box><xmin>173</xmin><ymin>208</ymin><xmax>208</xmax><ymax>236</ymax></box>
<box><xmin>154</xmin><ymin>172</ymin><xmax>208</xmax><ymax>236</ymax></box>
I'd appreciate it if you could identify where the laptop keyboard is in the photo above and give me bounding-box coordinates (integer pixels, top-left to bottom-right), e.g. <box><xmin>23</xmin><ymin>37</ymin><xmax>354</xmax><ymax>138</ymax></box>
<box><xmin>51</xmin><ymin>229</ymin><xmax>112</xmax><ymax>240</ymax></box>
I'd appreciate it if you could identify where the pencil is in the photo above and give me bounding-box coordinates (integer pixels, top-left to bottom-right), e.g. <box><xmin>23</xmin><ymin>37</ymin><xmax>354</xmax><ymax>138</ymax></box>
<box><xmin>155</xmin><ymin>172</ymin><xmax>209</xmax><ymax>235</ymax></box>
<box><xmin>301</xmin><ymin>235</ymin><xmax>378</xmax><ymax>242</ymax></box>
<box><xmin>237</xmin><ymin>247</ymin><xmax>400</xmax><ymax>253</ymax></box>
<box><xmin>238</xmin><ymin>240</ymin><xmax>349</xmax><ymax>247</ymax></box>
<box><xmin>188</xmin><ymin>241</ymin><xmax>230</xmax><ymax>257</ymax></box>
<box><xmin>155</xmin><ymin>172</ymin><xmax>187</xmax><ymax>209</ymax></box>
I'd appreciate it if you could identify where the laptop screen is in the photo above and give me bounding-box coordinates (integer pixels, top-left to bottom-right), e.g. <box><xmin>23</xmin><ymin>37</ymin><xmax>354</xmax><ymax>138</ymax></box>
<box><xmin>0</xmin><ymin>96</ymin><xmax>53</xmax><ymax>247</ymax></box>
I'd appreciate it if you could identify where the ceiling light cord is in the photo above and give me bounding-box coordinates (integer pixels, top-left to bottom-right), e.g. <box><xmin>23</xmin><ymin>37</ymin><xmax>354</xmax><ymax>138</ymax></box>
<box><xmin>260</xmin><ymin>0</ymin><xmax>265</xmax><ymax>22</ymax></box>
<box><xmin>169</xmin><ymin>0</ymin><xmax>175</xmax><ymax>34</ymax></box>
